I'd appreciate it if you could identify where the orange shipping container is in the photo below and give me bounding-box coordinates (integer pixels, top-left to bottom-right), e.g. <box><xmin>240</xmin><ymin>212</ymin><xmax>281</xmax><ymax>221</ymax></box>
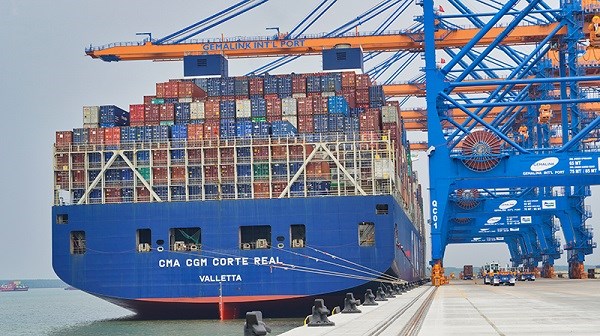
<box><xmin>104</xmin><ymin>127</ymin><xmax>121</xmax><ymax>145</ymax></box>
<box><xmin>187</xmin><ymin>124</ymin><xmax>204</xmax><ymax>141</ymax></box>
<box><xmin>55</xmin><ymin>131</ymin><xmax>73</xmax><ymax>146</ymax></box>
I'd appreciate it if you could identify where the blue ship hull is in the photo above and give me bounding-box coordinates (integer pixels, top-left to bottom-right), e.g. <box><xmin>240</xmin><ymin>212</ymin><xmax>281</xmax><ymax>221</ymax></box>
<box><xmin>52</xmin><ymin>195</ymin><xmax>423</xmax><ymax>319</ymax></box>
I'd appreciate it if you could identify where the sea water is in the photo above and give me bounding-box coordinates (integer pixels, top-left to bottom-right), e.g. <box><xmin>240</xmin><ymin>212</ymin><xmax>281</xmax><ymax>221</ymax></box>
<box><xmin>0</xmin><ymin>289</ymin><xmax>302</xmax><ymax>336</ymax></box>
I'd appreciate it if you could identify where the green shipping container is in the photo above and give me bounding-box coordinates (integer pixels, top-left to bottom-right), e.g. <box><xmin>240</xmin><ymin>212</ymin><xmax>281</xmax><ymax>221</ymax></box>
<box><xmin>137</xmin><ymin>168</ymin><xmax>151</xmax><ymax>181</ymax></box>
<box><xmin>252</xmin><ymin>117</ymin><xmax>267</xmax><ymax>123</ymax></box>
<box><xmin>152</xmin><ymin>98</ymin><xmax>165</xmax><ymax>105</ymax></box>
<box><xmin>253</xmin><ymin>163</ymin><xmax>269</xmax><ymax>177</ymax></box>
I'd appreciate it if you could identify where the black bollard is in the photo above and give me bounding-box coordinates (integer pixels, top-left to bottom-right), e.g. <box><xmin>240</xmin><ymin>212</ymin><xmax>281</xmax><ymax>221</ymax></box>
<box><xmin>307</xmin><ymin>299</ymin><xmax>335</xmax><ymax>327</ymax></box>
<box><xmin>363</xmin><ymin>289</ymin><xmax>378</xmax><ymax>306</ymax></box>
<box><xmin>401</xmin><ymin>283</ymin><xmax>408</xmax><ymax>292</ymax></box>
<box><xmin>341</xmin><ymin>293</ymin><xmax>361</xmax><ymax>313</ymax></box>
<box><xmin>393</xmin><ymin>283</ymin><xmax>402</xmax><ymax>295</ymax></box>
<box><xmin>244</xmin><ymin>311</ymin><xmax>271</xmax><ymax>336</ymax></box>
<box><xmin>375</xmin><ymin>286</ymin><xmax>388</xmax><ymax>301</ymax></box>
<box><xmin>383</xmin><ymin>284</ymin><xmax>395</xmax><ymax>298</ymax></box>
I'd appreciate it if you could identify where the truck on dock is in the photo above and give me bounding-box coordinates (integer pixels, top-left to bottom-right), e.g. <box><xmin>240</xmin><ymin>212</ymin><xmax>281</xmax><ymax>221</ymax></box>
<box><xmin>463</xmin><ymin>265</ymin><xmax>474</xmax><ymax>280</ymax></box>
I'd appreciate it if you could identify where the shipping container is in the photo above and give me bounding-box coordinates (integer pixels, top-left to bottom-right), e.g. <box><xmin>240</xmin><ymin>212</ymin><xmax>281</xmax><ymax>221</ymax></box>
<box><xmin>220</xmin><ymin>118</ymin><xmax>236</xmax><ymax>139</ymax></box>
<box><xmin>99</xmin><ymin>105</ymin><xmax>129</xmax><ymax>127</ymax></box>
<box><xmin>187</xmin><ymin>123</ymin><xmax>204</xmax><ymax>141</ymax></box>
<box><xmin>219</xmin><ymin>100</ymin><xmax>236</xmax><ymax>119</ymax></box>
<box><xmin>174</xmin><ymin>103</ymin><xmax>191</xmax><ymax>124</ymax></box>
<box><xmin>236</xmin><ymin>120</ymin><xmax>253</xmax><ymax>138</ymax></box>
<box><xmin>292</xmin><ymin>75</ymin><xmax>307</xmax><ymax>93</ymax></box>
<box><xmin>159</xmin><ymin>103</ymin><xmax>175</xmax><ymax>122</ymax></box>
<box><xmin>272</xmin><ymin>120</ymin><xmax>297</xmax><ymax>137</ymax></box>
<box><xmin>235</xmin><ymin>99</ymin><xmax>252</xmax><ymax>119</ymax></box>
<box><xmin>83</xmin><ymin>106</ymin><xmax>100</xmax><ymax>124</ymax></box>
<box><xmin>282</xmin><ymin>98</ymin><xmax>297</xmax><ymax>116</ymax></box>
<box><xmin>88</xmin><ymin>128</ymin><xmax>104</xmax><ymax>144</ymax></box>
<box><xmin>328</xmin><ymin>96</ymin><xmax>350</xmax><ymax>116</ymax></box>
<box><xmin>249</xmin><ymin>77</ymin><xmax>264</xmax><ymax>95</ymax></box>
<box><xmin>73</xmin><ymin>128</ymin><xmax>89</xmax><ymax>144</ymax></box>
<box><xmin>55</xmin><ymin>131</ymin><xmax>73</xmax><ymax>146</ymax></box>
<box><xmin>190</xmin><ymin>101</ymin><xmax>205</xmax><ymax>119</ymax></box>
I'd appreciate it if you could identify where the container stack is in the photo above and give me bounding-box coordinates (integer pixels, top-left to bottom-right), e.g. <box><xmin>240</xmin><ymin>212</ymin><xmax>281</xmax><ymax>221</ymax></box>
<box><xmin>54</xmin><ymin>71</ymin><xmax>406</xmax><ymax>204</ymax></box>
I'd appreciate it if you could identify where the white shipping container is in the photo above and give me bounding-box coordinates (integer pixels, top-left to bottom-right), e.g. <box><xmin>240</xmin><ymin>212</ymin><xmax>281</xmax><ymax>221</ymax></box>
<box><xmin>322</xmin><ymin>91</ymin><xmax>335</xmax><ymax>97</ymax></box>
<box><xmin>83</xmin><ymin>123</ymin><xmax>99</xmax><ymax>129</ymax></box>
<box><xmin>282</xmin><ymin>98</ymin><xmax>297</xmax><ymax>116</ymax></box>
<box><xmin>381</xmin><ymin>106</ymin><xmax>398</xmax><ymax>123</ymax></box>
<box><xmin>282</xmin><ymin>115</ymin><xmax>298</xmax><ymax>129</ymax></box>
<box><xmin>374</xmin><ymin>159</ymin><xmax>393</xmax><ymax>179</ymax></box>
<box><xmin>190</xmin><ymin>101</ymin><xmax>205</xmax><ymax>119</ymax></box>
<box><xmin>236</xmin><ymin>99</ymin><xmax>252</xmax><ymax>118</ymax></box>
<box><xmin>179</xmin><ymin>97</ymin><xmax>193</xmax><ymax>103</ymax></box>
<box><xmin>83</xmin><ymin>106</ymin><xmax>100</xmax><ymax>124</ymax></box>
<box><xmin>292</xmin><ymin>93</ymin><xmax>307</xmax><ymax>99</ymax></box>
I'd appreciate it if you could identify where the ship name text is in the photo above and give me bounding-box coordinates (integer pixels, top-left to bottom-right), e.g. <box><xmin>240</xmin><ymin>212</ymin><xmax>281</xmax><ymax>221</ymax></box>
<box><xmin>158</xmin><ymin>257</ymin><xmax>282</xmax><ymax>268</ymax></box>
<box><xmin>199</xmin><ymin>274</ymin><xmax>242</xmax><ymax>282</ymax></box>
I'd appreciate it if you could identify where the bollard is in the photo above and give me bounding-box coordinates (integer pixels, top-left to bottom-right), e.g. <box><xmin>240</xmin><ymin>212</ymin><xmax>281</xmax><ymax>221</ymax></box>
<box><xmin>375</xmin><ymin>286</ymin><xmax>388</xmax><ymax>301</ymax></box>
<box><xmin>363</xmin><ymin>289</ymin><xmax>378</xmax><ymax>306</ymax></box>
<box><xmin>307</xmin><ymin>299</ymin><xmax>335</xmax><ymax>326</ymax></box>
<box><xmin>341</xmin><ymin>293</ymin><xmax>361</xmax><ymax>313</ymax></box>
<box><xmin>401</xmin><ymin>283</ymin><xmax>408</xmax><ymax>293</ymax></box>
<box><xmin>393</xmin><ymin>283</ymin><xmax>402</xmax><ymax>295</ymax></box>
<box><xmin>244</xmin><ymin>311</ymin><xmax>271</xmax><ymax>336</ymax></box>
<box><xmin>383</xmin><ymin>284</ymin><xmax>395</xmax><ymax>298</ymax></box>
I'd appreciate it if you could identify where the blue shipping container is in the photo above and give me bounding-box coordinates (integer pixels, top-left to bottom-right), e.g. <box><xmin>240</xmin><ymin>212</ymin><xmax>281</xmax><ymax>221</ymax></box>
<box><xmin>250</xmin><ymin>98</ymin><xmax>267</xmax><ymax>117</ymax></box>
<box><xmin>152</xmin><ymin>126</ymin><xmax>170</xmax><ymax>141</ymax></box>
<box><xmin>314</xmin><ymin>115</ymin><xmax>329</xmax><ymax>133</ymax></box>
<box><xmin>175</xmin><ymin>103</ymin><xmax>191</xmax><ymax>124</ymax></box>
<box><xmin>220</xmin><ymin>118</ymin><xmax>236</xmax><ymax>139</ymax></box>
<box><xmin>272</xmin><ymin>120</ymin><xmax>298</xmax><ymax>137</ymax></box>
<box><xmin>252</xmin><ymin>121</ymin><xmax>271</xmax><ymax>137</ymax></box>
<box><xmin>73</xmin><ymin>128</ymin><xmax>89</xmax><ymax>144</ymax></box>
<box><xmin>219</xmin><ymin>100</ymin><xmax>236</xmax><ymax>119</ymax></box>
<box><xmin>328</xmin><ymin>96</ymin><xmax>350</xmax><ymax>116</ymax></box>
<box><xmin>236</xmin><ymin>120</ymin><xmax>253</xmax><ymax>138</ymax></box>
<box><xmin>171</xmin><ymin>124</ymin><xmax>188</xmax><ymax>140</ymax></box>
<box><xmin>99</xmin><ymin>105</ymin><xmax>129</xmax><ymax>126</ymax></box>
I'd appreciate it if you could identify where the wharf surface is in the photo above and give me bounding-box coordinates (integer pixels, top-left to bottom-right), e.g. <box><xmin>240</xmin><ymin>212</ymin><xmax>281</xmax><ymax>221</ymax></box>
<box><xmin>279</xmin><ymin>278</ymin><xmax>600</xmax><ymax>335</ymax></box>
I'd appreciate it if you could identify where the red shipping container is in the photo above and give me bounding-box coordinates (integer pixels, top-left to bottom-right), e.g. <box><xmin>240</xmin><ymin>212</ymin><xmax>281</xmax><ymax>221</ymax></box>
<box><xmin>271</xmin><ymin>145</ymin><xmax>286</xmax><ymax>159</ymax></box>
<box><xmin>153</xmin><ymin>150</ymin><xmax>168</xmax><ymax>165</ymax></box>
<box><xmin>187</xmin><ymin>124</ymin><xmax>204</xmax><ymax>141</ymax></box>
<box><xmin>204</xmin><ymin>165</ymin><xmax>218</xmax><ymax>182</ymax></box>
<box><xmin>266</xmin><ymin>97</ymin><xmax>282</xmax><ymax>118</ymax></box>
<box><xmin>129</xmin><ymin>104</ymin><xmax>145</xmax><ymax>123</ymax></box>
<box><xmin>221</xmin><ymin>164</ymin><xmax>235</xmax><ymax>180</ymax></box>
<box><xmin>164</xmin><ymin>82</ymin><xmax>179</xmax><ymax>98</ymax></box>
<box><xmin>253</xmin><ymin>182</ymin><xmax>270</xmax><ymax>198</ymax></box>
<box><xmin>382</xmin><ymin>122</ymin><xmax>399</xmax><ymax>144</ymax></box>
<box><xmin>220</xmin><ymin>148</ymin><xmax>235</xmax><ymax>161</ymax></box>
<box><xmin>204</xmin><ymin>99</ymin><xmax>221</xmax><ymax>120</ymax></box>
<box><xmin>297</xmin><ymin>115</ymin><xmax>314</xmax><ymax>133</ymax></box>
<box><xmin>204</xmin><ymin>148</ymin><xmax>218</xmax><ymax>161</ymax></box>
<box><xmin>105</xmin><ymin>188</ymin><xmax>122</xmax><ymax>203</ymax></box>
<box><xmin>356</xmin><ymin>74</ymin><xmax>371</xmax><ymax>88</ymax></box>
<box><xmin>188</xmin><ymin>149</ymin><xmax>202</xmax><ymax>164</ymax></box>
<box><xmin>204</xmin><ymin>121</ymin><xmax>220</xmax><ymax>139</ymax></box>
<box><xmin>360</xmin><ymin>131</ymin><xmax>380</xmax><ymax>142</ymax></box>
<box><xmin>307</xmin><ymin>92</ymin><xmax>322</xmax><ymax>98</ymax></box>
<box><xmin>171</xmin><ymin>167</ymin><xmax>186</xmax><ymax>183</ymax></box>
<box><xmin>152</xmin><ymin>167</ymin><xmax>168</xmax><ymax>184</ymax></box>
<box><xmin>312</xmin><ymin>97</ymin><xmax>328</xmax><ymax>114</ymax></box>
<box><xmin>356</xmin><ymin>89</ymin><xmax>370</xmax><ymax>104</ymax></box>
<box><xmin>143</xmin><ymin>95</ymin><xmax>155</xmax><ymax>105</ymax></box>
<box><xmin>104</xmin><ymin>127</ymin><xmax>121</xmax><ymax>145</ymax></box>
<box><xmin>341</xmin><ymin>72</ymin><xmax>356</xmax><ymax>89</ymax></box>
<box><xmin>292</xmin><ymin>75</ymin><xmax>307</xmax><ymax>93</ymax></box>
<box><xmin>55</xmin><ymin>131</ymin><xmax>73</xmax><ymax>146</ymax></box>
<box><xmin>296</xmin><ymin>97</ymin><xmax>314</xmax><ymax>116</ymax></box>
<box><xmin>267</xmin><ymin>116</ymin><xmax>282</xmax><ymax>123</ymax></box>
<box><xmin>156</xmin><ymin>83</ymin><xmax>166</xmax><ymax>98</ymax></box>
<box><xmin>72</xmin><ymin>170</ymin><xmax>85</xmax><ymax>186</ymax></box>
<box><xmin>178</xmin><ymin>81</ymin><xmax>207</xmax><ymax>99</ymax></box>
<box><xmin>289</xmin><ymin>145</ymin><xmax>305</xmax><ymax>158</ymax></box>
<box><xmin>146</xmin><ymin>104</ymin><xmax>161</xmax><ymax>123</ymax></box>
<box><xmin>359</xmin><ymin>109</ymin><xmax>382</xmax><ymax>131</ymax></box>
<box><xmin>136</xmin><ymin>186</ymin><xmax>151</xmax><ymax>202</ymax></box>
<box><xmin>72</xmin><ymin>153</ymin><xmax>85</xmax><ymax>168</ymax></box>
<box><xmin>55</xmin><ymin>171</ymin><xmax>69</xmax><ymax>189</ymax></box>
<box><xmin>88</xmin><ymin>128</ymin><xmax>105</xmax><ymax>144</ymax></box>
<box><xmin>252</xmin><ymin>146</ymin><xmax>269</xmax><ymax>158</ymax></box>
<box><xmin>264</xmin><ymin>93</ymin><xmax>278</xmax><ymax>100</ymax></box>
<box><xmin>55</xmin><ymin>153</ymin><xmax>69</xmax><ymax>169</ymax></box>
<box><xmin>160</xmin><ymin>103</ymin><xmax>175</xmax><ymax>121</ymax></box>
<box><xmin>129</xmin><ymin>121</ymin><xmax>145</xmax><ymax>127</ymax></box>
<box><xmin>249</xmin><ymin>78</ymin><xmax>264</xmax><ymax>95</ymax></box>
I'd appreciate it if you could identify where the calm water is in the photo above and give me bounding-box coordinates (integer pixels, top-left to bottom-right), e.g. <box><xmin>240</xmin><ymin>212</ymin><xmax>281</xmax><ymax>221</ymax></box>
<box><xmin>0</xmin><ymin>289</ymin><xmax>302</xmax><ymax>336</ymax></box>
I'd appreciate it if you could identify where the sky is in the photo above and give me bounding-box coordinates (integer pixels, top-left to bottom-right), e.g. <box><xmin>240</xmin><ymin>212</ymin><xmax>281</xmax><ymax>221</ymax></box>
<box><xmin>0</xmin><ymin>0</ymin><xmax>597</xmax><ymax>279</ymax></box>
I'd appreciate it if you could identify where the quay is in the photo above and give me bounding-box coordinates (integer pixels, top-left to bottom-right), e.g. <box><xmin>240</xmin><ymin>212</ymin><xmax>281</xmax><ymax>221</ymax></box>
<box><xmin>279</xmin><ymin>279</ymin><xmax>600</xmax><ymax>335</ymax></box>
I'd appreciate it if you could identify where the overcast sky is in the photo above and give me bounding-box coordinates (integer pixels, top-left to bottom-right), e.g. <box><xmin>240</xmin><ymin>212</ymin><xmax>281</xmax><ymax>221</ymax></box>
<box><xmin>1</xmin><ymin>0</ymin><xmax>597</xmax><ymax>279</ymax></box>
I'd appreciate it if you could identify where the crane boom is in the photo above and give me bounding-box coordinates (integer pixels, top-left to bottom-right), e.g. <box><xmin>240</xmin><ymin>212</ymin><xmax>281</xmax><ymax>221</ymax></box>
<box><xmin>86</xmin><ymin>23</ymin><xmax>564</xmax><ymax>62</ymax></box>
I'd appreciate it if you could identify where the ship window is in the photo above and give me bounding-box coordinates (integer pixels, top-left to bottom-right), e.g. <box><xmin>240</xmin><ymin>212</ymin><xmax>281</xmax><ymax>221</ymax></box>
<box><xmin>56</xmin><ymin>214</ymin><xmax>69</xmax><ymax>224</ymax></box>
<box><xmin>376</xmin><ymin>204</ymin><xmax>389</xmax><ymax>215</ymax></box>
<box><xmin>136</xmin><ymin>229</ymin><xmax>152</xmax><ymax>253</ymax></box>
<box><xmin>358</xmin><ymin>222</ymin><xmax>375</xmax><ymax>246</ymax></box>
<box><xmin>290</xmin><ymin>224</ymin><xmax>306</xmax><ymax>248</ymax></box>
<box><xmin>240</xmin><ymin>226</ymin><xmax>271</xmax><ymax>250</ymax></box>
<box><xmin>70</xmin><ymin>231</ymin><xmax>86</xmax><ymax>254</ymax></box>
<box><xmin>169</xmin><ymin>227</ymin><xmax>201</xmax><ymax>252</ymax></box>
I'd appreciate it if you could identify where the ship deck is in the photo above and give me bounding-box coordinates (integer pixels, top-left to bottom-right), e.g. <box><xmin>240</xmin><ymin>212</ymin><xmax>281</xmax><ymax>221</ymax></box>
<box><xmin>280</xmin><ymin>278</ymin><xmax>600</xmax><ymax>335</ymax></box>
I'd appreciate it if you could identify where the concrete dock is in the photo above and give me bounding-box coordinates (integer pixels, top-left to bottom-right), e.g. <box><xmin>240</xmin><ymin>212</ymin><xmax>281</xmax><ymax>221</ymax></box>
<box><xmin>279</xmin><ymin>279</ymin><xmax>600</xmax><ymax>335</ymax></box>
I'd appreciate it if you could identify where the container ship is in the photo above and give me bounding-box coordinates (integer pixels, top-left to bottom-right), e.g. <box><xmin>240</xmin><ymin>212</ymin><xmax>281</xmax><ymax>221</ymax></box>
<box><xmin>52</xmin><ymin>71</ymin><xmax>426</xmax><ymax>319</ymax></box>
<box><xmin>1</xmin><ymin>281</ymin><xmax>29</xmax><ymax>292</ymax></box>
